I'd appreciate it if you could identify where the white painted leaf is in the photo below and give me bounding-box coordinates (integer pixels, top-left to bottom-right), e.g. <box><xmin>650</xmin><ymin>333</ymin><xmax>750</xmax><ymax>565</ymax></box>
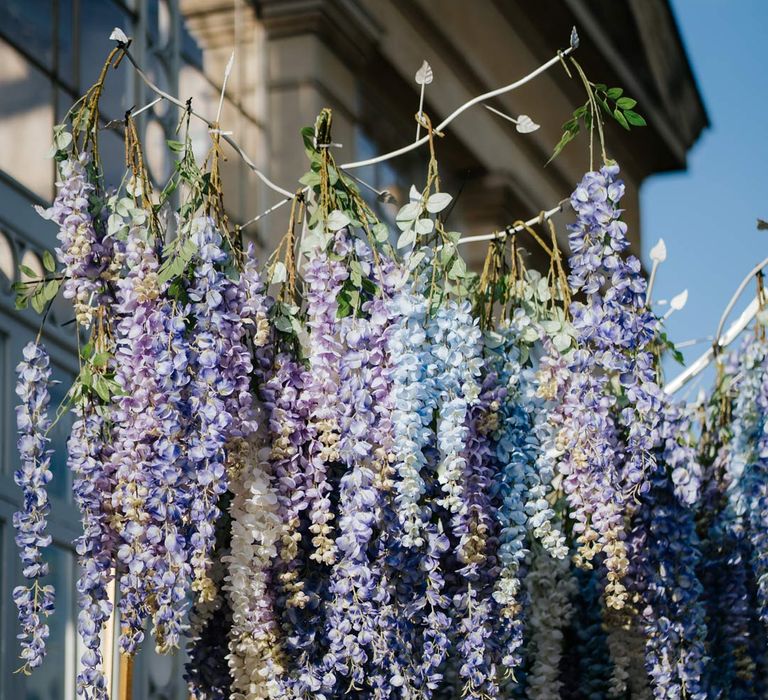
<box><xmin>34</xmin><ymin>204</ymin><xmax>53</xmax><ymax>221</ymax></box>
<box><xmin>409</xmin><ymin>184</ymin><xmax>423</xmax><ymax>203</ymax></box>
<box><xmin>650</xmin><ymin>238</ymin><xmax>667</xmax><ymax>263</ymax></box>
<box><xmin>272</xmin><ymin>261</ymin><xmax>287</xmax><ymax>285</ymax></box>
<box><xmin>407</xmin><ymin>250</ymin><xmax>426</xmax><ymax>271</ymax></box>
<box><xmin>397</xmin><ymin>228</ymin><xmax>417</xmax><ymax>250</ymax></box>
<box><xmin>553</xmin><ymin>333</ymin><xmax>571</xmax><ymax>353</ymax></box>
<box><xmin>327</xmin><ymin>210</ymin><xmax>350</xmax><ymax>232</ymax></box>
<box><xmin>515</xmin><ymin>114</ymin><xmax>540</xmax><ymax>134</ymax></box>
<box><xmin>224</xmin><ymin>51</ymin><xmax>235</xmax><ymax>80</ymax></box>
<box><xmin>110</xmin><ymin>27</ymin><xmax>129</xmax><ymax>43</ymax></box>
<box><xmin>570</xmin><ymin>26</ymin><xmax>580</xmax><ymax>49</ymax></box>
<box><xmin>415</xmin><ymin>60</ymin><xmax>433</xmax><ymax>86</ymax></box>
<box><xmin>396</xmin><ymin>201</ymin><xmax>421</xmax><ymax>224</ymax></box>
<box><xmin>55</xmin><ymin>130</ymin><xmax>72</xmax><ymax>150</ymax></box>
<box><xmin>670</xmin><ymin>289</ymin><xmax>689</xmax><ymax>311</ymax></box>
<box><xmin>415</xmin><ymin>218</ymin><xmax>434</xmax><ymax>235</ymax></box>
<box><xmin>425</xmin><ymin>192</ymin><xmax>452</xmax><ymax>214</ymax></box>
<box><xmin>107</xmin><ymin>214</ymin><xmax>124</xmax><ymax>236</ymax></box>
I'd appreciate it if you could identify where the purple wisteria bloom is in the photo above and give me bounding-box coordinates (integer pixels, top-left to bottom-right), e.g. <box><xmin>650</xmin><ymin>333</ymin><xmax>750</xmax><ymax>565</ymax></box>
<box><xmin>37</xmin><ymin>153</ymin><xmax>111</xmax><ymax>327</ymax></box>
<box><xmin>70</xmin><ymin>399</ymin><xmax>115</xmax><ymax>698</ymax></box>
<box><xmin>626</xmin><ymin>401</ymin><xmax>709</xmax><ymax>700</ymax></box>
<box><xmin>302</xmin><ymin>244</ymin><xmax>349</xmax><ymax>566</ymax></box>
<box><xmin>13</xmin><ymin>341</ymin><xmax>55</xmax><ymax>673</ymax></box>
<box><xmin>186</xmin><ymin>216</ymin><xmax>256</xmax><ymax>600</ymax></box>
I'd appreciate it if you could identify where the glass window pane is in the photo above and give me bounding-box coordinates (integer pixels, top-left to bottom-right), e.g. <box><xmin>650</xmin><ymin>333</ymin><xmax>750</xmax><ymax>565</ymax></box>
<box><xmin>23</xmin><ymin>546</ymin><xmax>76</xmax><ymax>700</ymax></box>
<box><xmin>0</xmin><ymin>0</ymin><xmax>54</xmax><ymax>70</ymax></box>
<box><xmin>78</xmin><ymin>0</ymin><xmax>133</xmax><ymax>121</ymax></box>
<box><xmin>99</xmin><ymin>125</ymin><xmax>128</xmax><ymax>191</ymax></box>
<box><xmin>57</xmin><ymin>0</ymin><xmax>76</xmax><ymax>89</ymax></box>
<box><xmin>0</xmin><ymin>39</ymin><xmax>54</xmax><ymax>200</ymax></box>
<box><xmin>47</xmin><ymin>363</ymin><xmax>75</xmax><ymax>501</ymax></box>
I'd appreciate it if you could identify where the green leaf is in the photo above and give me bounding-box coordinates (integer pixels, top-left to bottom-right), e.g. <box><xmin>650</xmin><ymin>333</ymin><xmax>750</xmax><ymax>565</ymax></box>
<box><xmin>298</xmin><ymin>170</ymin><xmax>322</xmax><ymax>187</ymax></box>
<box><xmin>624</xmin><ymin>110</ymin><xmax>647</xmax><ymax>127</ymax></box>
<box><xmin>372</xmin><ymin>222</ymin><xmax>389</xmax><ymax>243</ymax></box>
<box><xmin>274</xmin><ymin>315</ymin><xmax>293</xmax><ymax>333</ymax></box>
<box><xmin>613</xmin><ymin>108</ymin><xmax>630</xmax><ymax>130</ymax></box>
<box><xmin>93</xmin><ymin>375</ymin><xmax>111</xmax><ymax>402</ymax></box>
<box><xmin>42</xmin><ymin>279</ymin><xmax>59</xmax><ymax>302</ymax></box>
<box><xmin>31</xmin><ymin>292</ymin><xmax>46</xmax><ymax>314</ymax></box>
<box><xmin>448</xmin><ymin>256</ymin><xmax>467</xmax><ymax>280</ymax></box>
<box><xmin>92</xmin><ymin>352</ymin><xmax>110</xmax><ymax>369</ymax></box>
<box><xmin>547</xmin><ymin>128</ymin><xmax>577</xmax><ymax>164</ymax></box>
<box><xmin>606</xmin><ymin>87</ymin><xmax>623</xmax><ymax>100</ymax></box>
<box><xmin>616</xmin><ymin>97</ymin><xmax>637</xmax><ymax>110</ymax></box>
<box><xmin>350</xmin><ymin>260</ymin><xmax>363</xmax><ymax>288</ymax></box>
<box><xmin>20</xmin><ymin>264</ymin><xmax>37</xmax><ymax>278</ymax></box>
<box><xmin>42</xmin><ymin>250</ymin><xmax>56</xmax><ymax>272</ymax></box>
<box><xmin>573</xmin><ymin>104</ymin><xmax>588</xmax><ymax>118</ymax></box>
<box><xmin>80</xmin><ymin>366</ymin><xmax>92</xmax><ymax>388</ymax></box>
<box><xmin>167</xmin><ymin>140</ymin><xmax>186</xmax><ymax>153</ymax></box>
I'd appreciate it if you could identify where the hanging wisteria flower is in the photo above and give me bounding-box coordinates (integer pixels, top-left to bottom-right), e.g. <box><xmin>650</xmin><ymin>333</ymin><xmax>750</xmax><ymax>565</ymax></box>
<box><xmin>524</xmin><ymin>546</ymin><xmax>577</xmax><ymax>700</ymax></box>
<box><xmin>225</xmin><ymin>435</ymin><xmax>286</xmax><ymax>700</ymax></box>
<box><xmin>70</xmin><ymin>399</ymin><xmax>115</xmax><ymax>699</ymax></box>
<box><xmin>109</xmin><ymin>225</ymin><xmax>188</xmax><ymax>653</ymax></box>
<box><xmin>555</xmin><ymin>163</ymin><xmax>666</xmax><ymax>609</ymax></box>
<box><xmin>13</xmin><ymin>341</ymin><xmax>55</xmax><ymax>673</ymax></box>
<box><xmin>263</xmin><ymin>355</ymin><xmax>312</xmax><ymax>610</ymax></box>
<box><xmin>388</xmin><ymin>283</ymin><xmax>437</xmax><ymax>548</ymax></box>
<box><xmin>37</xmin><ymin>153</ymin><xmax>111</xmax><ymax>327</ymax></box>
<box><xmin>626</xmin><ymin>401</ymin><xmax>709</xmax><ymax>700</ymax></box>
<box><xmin>302</xmin><ymin>244</ymin><xmax>349</xmax><ymax>565</ymax></box>
<box><xmin>697</xmin><ymin>394</ymin><xmax>762</xmax><ymax>699</ymax></box>
<box><xmin>429</xmin><ymin>299</ymin><xmax>483</xmax><ymax>535</ymax></box>
<box><xmin>186</xmin><ymin>216</ymin><xmax>257</xmax><ymax>601</ymax></box>
<box><xmin>568</xmin><ymin>164</ymin><xmax>663</xmax><ymax>498</ymax></box>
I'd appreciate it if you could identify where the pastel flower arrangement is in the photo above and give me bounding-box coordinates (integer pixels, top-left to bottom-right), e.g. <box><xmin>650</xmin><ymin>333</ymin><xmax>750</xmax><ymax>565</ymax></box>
<box><xmin>11</xmin><ymin>88</ymin><xmax>768</xmax><ymax>700</ymax></box>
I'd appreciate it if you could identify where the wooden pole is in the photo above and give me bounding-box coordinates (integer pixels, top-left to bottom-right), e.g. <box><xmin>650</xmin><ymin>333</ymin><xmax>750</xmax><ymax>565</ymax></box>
<box><xmin>118</xmin><ymin>653</ymin><xmax>134</xmax><ymax>700</ymax></box>
<box><xmin>102</xmin><ymin>575</ymin><xmax>116</xmax><ymax>698</ymax></box>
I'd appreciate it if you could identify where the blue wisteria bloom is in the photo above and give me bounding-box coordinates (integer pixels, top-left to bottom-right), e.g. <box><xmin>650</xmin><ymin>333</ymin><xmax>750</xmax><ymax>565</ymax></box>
<box><xmin>13</xmin><ymin>341</ymin><xmax>55</xmax><ymax>673</ymax></box>
<box><xmin>626</xmin><ymin>401</ymin><xmax>709</xmax><ymax>700</ymax></box>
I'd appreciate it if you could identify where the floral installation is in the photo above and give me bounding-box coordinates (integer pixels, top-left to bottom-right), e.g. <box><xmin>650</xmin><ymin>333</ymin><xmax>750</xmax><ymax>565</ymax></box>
<box><xmin>10</xmin><ymin>47</ymin><xmax>768</xmax><ymax>700</ymax></box>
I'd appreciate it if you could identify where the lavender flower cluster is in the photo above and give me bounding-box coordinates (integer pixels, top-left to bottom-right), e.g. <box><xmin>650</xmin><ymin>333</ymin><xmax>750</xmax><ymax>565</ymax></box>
<box><xmin>13</xmin><ymin>342</ymin><xmax>55</xmax><ymax>674</ymax></box>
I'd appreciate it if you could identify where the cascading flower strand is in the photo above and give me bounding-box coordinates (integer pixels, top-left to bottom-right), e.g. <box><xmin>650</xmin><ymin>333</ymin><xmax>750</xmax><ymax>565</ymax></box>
<box><xmin>13</xmin><ymin>341</ymin><xmax>55</xmax><ymax>673</ymax></box>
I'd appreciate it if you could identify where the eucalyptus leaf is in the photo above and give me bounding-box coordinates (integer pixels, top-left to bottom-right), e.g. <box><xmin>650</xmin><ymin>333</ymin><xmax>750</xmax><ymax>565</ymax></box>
<box><xmin>327</xmin><ymin>210</ymin><xmax>351</xmax><ymax>232</ymax></box>
<box><xmin>397</xmin><ymin>201</ymin><xmax>421</xmax><ymax>224</ymax></box>
<box><xmin>553</xmin><ymin>333</ymin><xmax>571</xmax><ymax>352</ymax></box>
<box><xmin>274</xmin><ymin>316</ymin><xmax>293</xmax><ymax>333</ymax></box>
<box><xmin>272</xmin><ymin>261</ymin><xmax>287</xmax><ymax>285</ymax></box>
<box><xmin>415</xmin><ymin>218</ymin><xmax>435</xmax><ymax>235</ymax></box>
<box><xmin>397</xmin><ymin>228</ymin><xmax>417</xmax><ymax>250</ymax></box>
<box><xmin>425</xmin><ymin>192</ymin><xmax>452</xmax><ymax>214</ymax></box>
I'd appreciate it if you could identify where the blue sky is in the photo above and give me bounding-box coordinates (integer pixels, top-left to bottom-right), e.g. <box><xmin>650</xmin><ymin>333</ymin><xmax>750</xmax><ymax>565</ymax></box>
<box><xmin>641</xmin><ymin>0</ymin><xmax>768</xmax><ymax>392</ymax></box>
